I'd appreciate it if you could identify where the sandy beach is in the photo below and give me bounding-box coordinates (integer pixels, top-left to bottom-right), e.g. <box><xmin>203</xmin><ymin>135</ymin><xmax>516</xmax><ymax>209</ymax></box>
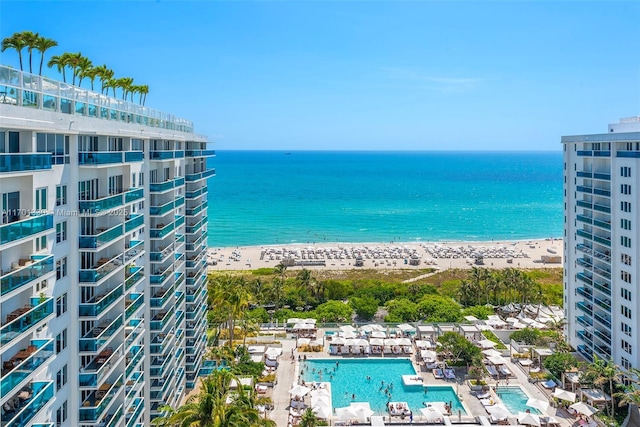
<box><xmin>207</xmin><ymin>238</ymin><xmax>563</xmax><ymax>271</ymax></box>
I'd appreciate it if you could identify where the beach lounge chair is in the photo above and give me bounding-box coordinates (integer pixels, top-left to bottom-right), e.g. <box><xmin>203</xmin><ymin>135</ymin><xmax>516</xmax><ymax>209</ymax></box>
<box><xmin>432</xmin><ymin>369</ymin><xmax>444</xmax><ymax>379</ymax></box>
<box><xmin>476</xmin><ymin>392</ymin><xmax>491</xmax><ymax>399</ymax></box>
<box><xmin>499</xmin><ymin>366</ymin><xmax>511</xmax><ymax>377</ymax></box>
<box><xmin>485</xmin><ymin>364</ymin><xmax>499</xmax><ymax>377</ymax></box>
<box><xmin>542</xmin><ymin>379</ymin><xmax>556</xmax><ymax>389</ymax></box>
<box><xmin>444</xmin><ymin>368</ymin><xmax>456</xmax><ymax>379</ymax></box>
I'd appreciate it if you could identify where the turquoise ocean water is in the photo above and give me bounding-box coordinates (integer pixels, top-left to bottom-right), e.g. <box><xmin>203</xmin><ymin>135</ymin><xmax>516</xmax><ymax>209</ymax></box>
<box><xmin>206</xmin><ymin>151</ymin><xmax>563</xmax><ymax>247</ymax></box>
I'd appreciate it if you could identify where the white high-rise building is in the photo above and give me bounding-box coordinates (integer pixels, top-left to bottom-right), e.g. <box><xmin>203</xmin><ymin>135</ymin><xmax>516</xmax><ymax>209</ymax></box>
<box><xmin>0</xmin><ymin>65</ymin><xmax>214</xmax><ymax>426</ymax></box>
<box><xmin>563</xmin><ymin>116</ymin><xmax>640</xmax><ymax>370</ymax></box>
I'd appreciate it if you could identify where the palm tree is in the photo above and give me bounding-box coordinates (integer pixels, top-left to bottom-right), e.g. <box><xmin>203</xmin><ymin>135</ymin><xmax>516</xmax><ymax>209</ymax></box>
<box><xmin>117</xmin><ymin>77</ymin><xmax>134</xmax><ymax>100</ymax></box>
<box><xmin>272</xmin><ymin>263</ymin><xmax>288</xmax><ymax>309</ymax></box>
<box><xmin>299</xmin><ymin>408</ymin><xmax>319</xmax><ymax>427</ymax></box>
<box><xmin>34</xmin><ymin>35</ymin><xmax>58</xmax><ymax>76</ymax></box>
<box><xmin>94</xmin><ymin>64</ymin><xmax>114</xmax><ymax>94</ymax></box>
<box><xmin>82</xmin><ymin>66</ymin><xmax>100</xmax><ymax>91</ymax></box>
<box><xmin>210</xmin><ymin>276</ymin><xmax>252</xmax><ymax>344</ymax></box>
<box><xmin>47</xmin><ymin>53</ymin><xmax>71</xmax><ymax>82</ymax></box>
<box><xmin>76</xmin><ymin>56</ymin><xmax>93</xmax><ymax>87</ymax></box>
<box><xmin>19</xmin><ymin>31</ymin><xmax>39</xmax><ymax>74</ymax></box>
<box><xmin>138</xmin><ymin>84</ymin><xmax>149</xmax><ymax>105</ymax></box>
<box><xmin>65</xmin><ymin>52</ymin><xmax>83</xmax><ymax>85</ymax></box>
<box><xmin>584</xmin><ymin>355</ymin><xmax>621</xmax><ymax>417</ymax></box>
<box><xmin>1</xmin><ymin>33</ymin><xmax>27</xmax><ymax>71</ymax></box>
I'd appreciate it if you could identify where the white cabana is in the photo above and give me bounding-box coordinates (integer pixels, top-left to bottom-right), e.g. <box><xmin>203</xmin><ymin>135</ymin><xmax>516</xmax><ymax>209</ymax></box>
<box><xmin>397</xmin><ymin>337</ymin><xmax>412</xmax><ymax>346</ymax></box>
<box><xmin>421</xmin><ymin>350</ymin><xmax>437</xmax><ymax>362</ymax></box>
<box><xmin>486</xmin><ymin>405</ymin><xmax>511</xmax><ymax>420</ymax></box>
<box><xmin>397</xmin><ymin>323</ymin><xmax>416</xmax><ymax>333</ymax></box>
<box><xmin>415</xmin><ymin>340</ymin><xmax>433</xmax><ymax>349</ymax></box>
<box><xmin>384</xmin><ymin>338</ymin><xmax>398</xmax><ymax>346</ymax></box>
<box><xmin>340</xmin><ymin>325</ymin><xmax>357</xmax><ymax>333</ymax></box>
<box><xmin>312</xmin><ymin>406</ymin><xmax>331</xmax><ymax>419</ymax></box>
<box><xmin>264</xmin><ymin>347</ymin><xmax>282</xmax><ymax>358</ymax></box>
<box><xmin>331</xmin><ymin>337</ymin><xmax>346</xmax><ymax>345</ymax></box>
<box><xmin>552</xmin><ymin>388</ymin><xmax>576</xmax><ymax>403</ymax></box>
<box><xmin>482</xmin><ymin>349</ymin><xmax>502</xmax><ymax>358</ymax></box>
<box><xmin>311</xmin><ymin>396</ymin><xmax>331</xmax><ymax>408</ymax></box>
<box><xmin>297</xmin><ymin>338</ymin><xmax>311</xmax><ymax>346</ymax></box>
<box><xmin>369</xmin><ymin>338</ymin><xmax>384</xmax><ymax>346</ymax></box>
<box><xmin>569</xmin><ymin>402</ymin><xmax>598</xmax><ymax>417</ymax></box>
<box><xmin>351</xmin><ymin>402</ymin><xmax>374</xmax><ymax>422</ymax></box>
<box><xmin>488</xmin><ymin>355</ymin><xmax>508</xmax><ymax>365</ymax></box>
<box><xmin>517</xmin><ymin>411</ymin><xmax>541</xmax><ymax>426</ymax></box>
<box><xmin>336</xmin><ymin>406</ymin><xmax>360</xmax><ymax>421</ymax></box>
<box><xmin>371</xmin><ymin>331</ymin><xmax>387</xmax><ymax>338</ymax></box>
<box><xmin>310</xmin><ymin>388</ymin><xmax>330</xmax><ymax>398</ymax></box>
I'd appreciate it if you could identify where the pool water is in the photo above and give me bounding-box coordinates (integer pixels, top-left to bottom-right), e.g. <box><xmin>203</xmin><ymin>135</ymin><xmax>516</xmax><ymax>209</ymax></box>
<box><xmin>302</xmin><ymin>359</ymin><xmax>465</xmax><ymax>415</ymax></box>
<box><xmin>495</xmin><ymin>386</ymin><xmax>540</xmax><ymax>415</ymax></box>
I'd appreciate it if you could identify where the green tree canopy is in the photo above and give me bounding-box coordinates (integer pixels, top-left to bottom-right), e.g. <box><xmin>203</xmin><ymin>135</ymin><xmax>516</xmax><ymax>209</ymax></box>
<box><xmin>350</xmin><ymin>295</ymin><xmax>379</xmax><ymax>320</ymax></box>
<box><xmin>416</xmin><ymin>295</ymin><xmax>462</xmax><ymax>322</ymax></box>
<box><xmin>509</xmin><ymin>328</ymin><xmax>542</xmax><ymax>345</ymax></box>
<box><xmin>543</xmin><ymin>352</ymin><xmax>579</xmax><ymax>379</ymax></box>
<box><xmin>437</xmin><ymin>332</ymin><xmax>482</xmax><ymax>366</ymax></box>
<box><xmin>314</xmin><ymin>300</ymin><xmax>353</xmax><ymax>323</ymax></box>
<box><xmin>384</xmin><ymin>298</ymin><xmax>418</xmax><ymax>322</ymax></box>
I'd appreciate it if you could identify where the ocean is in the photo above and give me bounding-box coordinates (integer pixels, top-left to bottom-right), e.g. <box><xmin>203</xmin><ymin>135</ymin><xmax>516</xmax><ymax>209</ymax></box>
<box><xmin>205</xmin><ymin>151</ymin><xmax>563</xmax><ymax>247</ymax></box>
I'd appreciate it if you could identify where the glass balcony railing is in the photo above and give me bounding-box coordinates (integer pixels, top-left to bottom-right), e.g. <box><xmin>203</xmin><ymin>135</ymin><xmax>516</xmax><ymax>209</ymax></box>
<box><xmin>125</xmin><ymin>267</ymin><xmax>144</xmax><ymax>290</ymax></box>
<box><xmin>124</xmin><ymin>241</ymin><xmax>143</xmax><ymax>263</ymax></box>
<box><xmin>79</xmin><ymin>374</ymin><xmax>124</xmax><ymax>422</ymax></box>
<box><xmin>593</xmin><ymin>296</ymin><xmax>611</xmax><ymax>311</ymax></box>
<box><xmin>185</xmin><ymin>168</ymin><xmax>216</xmax><ymax>182</ymax></box>
<box><xmin>3</xmin><ymin>381</ymin><xmax>54</xmax><ymax>427</ymax></box>
<box><xmin>593</xmin><ymin>280</ymin><xmax>611</xmax><ymax>296</ymax></box>
<box><xmin>576</xmin><ymin>315</ymin><xmax>592</xmax><ymax>328</ymax></box>
<box><xmin>175</xmin><ymin>215</ymin><xmax>185</xmax><ymax>228</ymax></box>
<box><xmin>0</xmin><ymin>339</ymin><xmax>54</xmax><ymax>397</ymax></box>
<box><xmin>185</xmin><ymin>188</ymin><xmax>203</xmax><ymax>199</ymax></box>
<box><xmin>1</xmin><ymin>255</ymin><xmax>54</xmax><ymax>296</ymax></box>
<box><xmin>0</xmin><ymin>298</ymin><xmax>54</xmax><ymax>346</ymax></box>
<box><xmin>0</xmin><ymin>153</ymin><xmax>52</xmax><ymax>173</ymax></box>
<box><xmin>575</xmin><ymin>301</ymin><xmax>593</xmax><ymax>316</ymax></box>
<box><xmin>185</xmin><ymin>149</ymin><xmax>216</xmax><ymax>157</ymax></box>
<box><xmin>0</xmin><ymin>214</ymin><xmax>53</xmax><ymax>245</ymax></box>
<box><xmin>593</xmin><ymin>219</ymin><xmax>611</xmax><ymax>230</ymax></box>
<box><xmin>79</xmin><ymin>152</ymin><xmax>125</xmax><ymax>165</ymax></box>
<box><xmin>185</xmin><ymin>204</ymin><xmax>202</xmax><ymax>216</ymax></box>
<box><xmin>149</xmin><ymin>222</ymin><xmax>175</xmax><ymax>239</ymax></box>
<box><xmin>125</xmin><ymin>294</ymin><xmax>144</xmax><ymax>320</ymax></box>
<box><xmin>593</xmin><ymin>203</ymin><xmax>611</xmax><ymax>214</ymax></box>
<box><xmin>79</xmin><ymin>343</ymin><xmax>124</xmax><ymax>388</ymax></box>
<box><xmin>79</xmin><ymin>284</ymin><xmax>124</xmax><ymax>317</ymax></box>
<box><xmin>577</xmin><ymin>345</ymin><xmax>592</xmax><ymax>361</ymax></box>
<box><xmin>150</xmin><ymin>151</ymin><xmax>176</xmax><ymax>160</ymax></box>
<box><xmin>125</xmin><ymin>152</ymin><xmax>144</xmax><ymax>162</ymax></box>
<box><xmin>576</xmin><ymin>214</ymin><xmax>592</xmax><ymax>224</ymax></box>
<box><xmin>125</xmin><ymin>214</ymin><xmax>144</xmax><ymax>232</ymax></box>
<box><xmin>126</xmin><ymin>345</ymin><xmax>144</xmax><ymax>378</ymax></box>
<box><xmin>149</xmin><ymin>200</ymin><xmax>175</xmax><ymax>216</ymax></box>
<box><xmin>175</xmin><ymin>177</ymin><xmax>185</xmax><ymax>187</ymax></box>
<box><xmin>79</xmin><ymin>193</ymin><xmax>123</xmax><ymax>214</ymax></box>
<box><xmin>150</xmin><ymin>307</ymin><xmax>175</xmax><ymax>332</ymax></box>
<box><xmin>576</xmin><ymin>200</ymin><xmax>592</xmax><ymax>209</ymax></box>
<box><xmin>125</xmin><ymin>188</ymin><xmax>144</xmax><ymax>204</ymax></box>
<box><xmin>79</xmin><ymin>224</ymin><xmax>124</xmax><ymax>249</ymax></box>
<box><xmin>126</xmin><ymin>399</ymin><xmax>144</xmax><ymax>427</ymax></box>
<box><xmin>576</xmin><ymin>287</ymin><xmax>592</xmax><ymax>300</ymax></box>
<box><xmin>593</xmin><ymin>234</ymin><xmax>611</xmax><ymax>247</ymax></box>
<box><xmin>79</xmin><ymin>317</ymin><xmax>123</xmax><ymax>352</ymax></box>
<box><xmin>126</xmin><ymin>372</ymin><xmax>143</xmax><ymax>398</ymax></box>
<box><xmin>594</xmin><ymin>328</ymin><xmax>611</xmax><ymax>345</ymax></box>
<box><xmin>577</xmin><ymin>330</ymin><xmax>593</xmax><ymax>346</ymax></box>
<box><xmin>593</xmin><ymin>312</ymin><xmax>611</xmax><ymax>329</ymax></box>
<box><xmin>150</xmin><ymin>284</ymin><xmax>174</xmax><ymax>308</ymax></box>
<box><xmin>149</xmin><ymin>178</ymin><xmax>178</xmax><ymax>193</ymax></box>
<box><xmin>175</xmin><ymin>196</ymin><xmax>185</xmax><ymax>208</ymax></box>
<box><xmin>105</xmin><ymin>405</ymin><xmax>124</xmax><ymax>427</ymax></box>
<box><xmin>79</xmin><ymin>258</ymin><xmax>121</xmax><ymax>283</ymax></box>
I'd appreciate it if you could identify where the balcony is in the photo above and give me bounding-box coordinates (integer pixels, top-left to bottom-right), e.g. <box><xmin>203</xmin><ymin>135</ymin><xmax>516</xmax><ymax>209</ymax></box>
<box><xmin>79</xmin><ymin>374</ymin><xmax>124</xmax><ymax>423</ymax></box>
<box><xmin>593</xmin><ymin>312</ymin><xmax>611</xmax><ymax>329</ymax></box>
<box><xmin>125</xmin><ymin>266</ymin><xmax>144</xmax><ymax>290</ymax></box>
<box><xmin>149</xmin><ymin>222</ymin><xmax>175</xmax><ymax>239</ymax></box>
<box><xmin>79</xmin><ymin>284</ymin><xmax>124</xmax><ymax>317</ymax></box>
<box><xmin>1</xmin><ymin>255</ymin><xmax>54</xmax><ymax>296</ymax></box>
<box><xmin>126</xmin><ymin>372</ymin><xmax>143</xmax><ymax>399</ymax></box>
<box><xmin>576</xmin><ymin>315</ymin><xmax>592</xmax><ymax>328</ymax></box>
<box><xmin>79</xmin><ymin>151</ymin><xmax>142</xmax><ymax>165</ymax></box>
<box><xmin>79</xmin><ymin>224</ymin><xmax>123</xmax><ymax>249</ymax></box>
<box><xmin>79</xmin><ymin>189</ymin><xmax>143</xmax><ymax>214</ymax></box>
<box><xmin>79</xmin><ymin>256</ymin><xmax>123</xmax><ymax>283</ymax></box>
<box><xmin>149</xmin><ymin>200</ymin><xmax>175</xmax><ymax>216</ymax></box>
<box><xmin>125</xmin><ymin>151</ymin><xmax>144</xmax><ymax>162</ymax></box>
<box><xmin>593</xmin><ymin>296</ymin><xmax>611</xmax><ymax>311</ymax></box>
<box><xmin>594</xmin><ymin>344</ymin><xmax>611</xmax><ymax>359</ymax></box>
<box><xmin>150</xmin><ymin>150</ymin><xmax>183</xmax><ymax>160</ymax></box>
<box><xmin>1</xmin><ymin>339</ymin><xmax>54</xmax><ymax>397</ymax></box>
<box><xmin>126</xmin><ymin>397</ymin><xmax>144</xmax><ymax>427</ymax></box>
<box><xmin>125</xmin><ymin>293</ymin><xmax>144</xmax><ymax>320</ymax></box>
<box><xmin>0</xmin><ymin>298</ymin><xmax>54</xmax><ymax>346</ymax></box>
<box><xmin>185</xmin><ymin>149</ymin><xmax>216</xmax><ymax>157</ymax></box>
<box><xmin>124</xmin><ymin>214</ymin><xmax>144</xmax><ymax>232</ymax></box>
<box><xmin>0</xmin><ymin>214</ymin><xmax>53</xmax><ymax>246</ymax></box>
<box><xmin>0</xmin><ymin>153</ymin><xmax>51</xmax><ymax>173</ymax></box>
<box><xmin>149</xmin><ymin>177</ymin><xmax>183</xmax><ymax>193</ymax></box>
<box><xmin>577</xmin><ymin>345</ymin><xmax>592</xmax><ymax>362</ymax></box>
<box><xmin>594</xmin><ymin>328</ymin><xmax>611</xmax><ymax>345</ymax></box>
<box><xmin>150</xmin><ymin>307</ymin><xmax>175</xmax><ymax>332</ymax></box>
<box><xmin>126</xmin><ymin>345</ymin><xmax>144</xmax><ymax>378</ymax></box>
<box><xmin>575</xmin><ymin>301</ymin><xmax>593</xmax><ymax>316</ymax></box>
<box><xmin>79</xmin><ymin>344</ymin><xmax>123</xmax><ymax>388</ymax></box>
<box><xmin>79</xmin><ymin>317</ymin><xmax>123</xmax><ymax>352</ymax></box>
<box><xmin>2</xmin><ymin>380</ymin><xmax>54</xmax><ymax>427</ymax></box>
<box><xmin>150</xmin><ymin>284</ymin><xmax>174</xmax><ymax>308</ymax></box>
<box><xmin>124</xmin><ymin>241</ymin><xmax>143</xmax><ymax>263</ymax></box>
<box><xmin>185</xmin><ymin>168</ymin><xmax>216</xmax><ymax>182</ymax></box>
<box><xmin>576</xmin><ymin>287</ymin><xmax>592</xmax><ymax>300</ymax></box>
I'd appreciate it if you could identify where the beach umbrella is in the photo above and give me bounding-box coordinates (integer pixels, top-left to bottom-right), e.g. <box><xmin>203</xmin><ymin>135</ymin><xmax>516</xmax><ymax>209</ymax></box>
<box><xmin>552</xmin><ymin>388</ymin><xmax>576</xmax><ymax>403</ymax></box>
<box><xmin>541</xmin><ymin>416</ymin><xmax>559</xmax><ymax>426</ymax></box>
<box><xmin>369</xmin><ymin>338</ymin><xmax>384</xmax><ymax>346</ymax></box>
<box><xmin>482</xmin><ymin>349</ymin><xmax>502</xmax><ymax>358</ymax></box>
<box><xmin>486</xmin><ymin>405</ymin><xmax>511</xmax><ymax>420</ymax></box>
<box><xmin>415</xmin><ymin>340</ymin><xmax>432</xmax><ymax>349</ymax></box>
<box><xmin>351</xmin><ymin>403</ymin><xmax>374</xmax><ymax>422</ymax></box>
<box><xmin>355</xmin><ymin>338</ymin><xmax>369</xmax><ymax>347</ymax></box>
<box><xmin>336</xmin><ymin>406</ymin><xmax>360</xmax><ymax>421</ymax></box>
<box><xmin>311</xmin><ymin>396</ymin><xmax>331</xmax><ymax>408</ymax></box>
<box><xmin>397</xmin><ymin>337</ymin><xmax>412</xmax><ymax>346</ymax></box>
<box><xmin>421</xmin><ymin>350</ymin><xmax>437</xmax><ymax>360</ymax></box>
<box><xmin>518</xmin><ymin>411</ymin><xmax>541</xmax><ymax>426</ymax></box>
<box><xmin>264</xmin><ymin>347</ymin><xmax>281</xmax><ymax>358</ymax></box>
<box><xmin>341</xmin><ymin>331</ymin><xmax>357</xmax><ymax>339</ymax></box>
<box><xmin>384</xmin><ymin>338</ymin><xmax>398</xmax><ymax>346</ymax></box>
<box><xmin>526</xmin><ymin>397</ymin><xmax>549</xmax><ymax>413</ymax></box>
<box><xmin>340</xmin><ymin>325</ymin><xmax>357</xmax><ymax>333</ymax></box>
<box><xmin>569</xmin><ymin>402</ymin><xmax>598</xmax><ymax>417</ymax></box>
<box><xmin>420</xmin><ymin>406</ymin><xmax>444</xmax><ymax>421</ymax></box>
<box><xmin>312</xmin><ymin>406</ymin><xmax>331</xmax><ymax>419</ymax></box>
<box><xmin>288</xmin><ymin>384</ymin><xmax>311</xmax><ymax>398</ymax></box>
<box><xmin>331</xmin><ymin>337</ymin><xmax>346</xmax><ymax>345</ymax></box>
<box><xmin>310</xmin><ymin>388</ymin><xmax>330</xmax><ymax>398</ymax></box>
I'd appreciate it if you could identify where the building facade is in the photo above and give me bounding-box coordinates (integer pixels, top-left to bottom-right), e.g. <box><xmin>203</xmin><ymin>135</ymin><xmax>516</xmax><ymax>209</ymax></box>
<box><xmin>0</xmin><ymin>65</ymin><xmax>214</xmax><ymax>426</ymax></box>
<box><xmin>563</xmin><ymin>117</ymin><xmax>640</xmax><ymax>371</ymax></box>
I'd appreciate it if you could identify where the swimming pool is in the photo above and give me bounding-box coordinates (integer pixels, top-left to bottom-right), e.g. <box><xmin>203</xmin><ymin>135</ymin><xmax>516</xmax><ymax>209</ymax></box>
<box><xmin>495</xmin><ymin>386</ymin><xmax>540</xmax><ymax>415</ymax></box>
<box><xmin>302</xmin><ymin>359</ymin><xmax>465</xmax><ymax>414</ymax></box>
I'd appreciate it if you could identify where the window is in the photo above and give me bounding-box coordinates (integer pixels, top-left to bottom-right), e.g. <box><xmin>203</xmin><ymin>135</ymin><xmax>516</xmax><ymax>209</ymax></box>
<box><xmin>37</xmin><ymin>133</ymin><xmax>70</xmax><ymax>164</ymax></box>
<box><xmin>35</xmin><ymin>187</ymin><xmax>47</xmax><ymax>211</ymax></box>
<box><xmin>622</xmin><ymin>357</ymin><xmax>631</xmax><ymax>370</ymax></box>
<box><xmin>56</xmin><ymin>365</ymin><xmax>67</xmax><ymax>390</ymax></box>
<box><xmin>622</xmin><ymin>305</ymin><xmax>632</xmax><ymax>319</ymax></box>
<box><xmin>621</xmin><ymin>236</ymin><xmax>632</xmax><ymax>248</ymax></box>
<box><xmin>56</xmin><ymin>221</ymin><xmax>67</xmax><ymax>243</ymax></box>
<box><xmin>621</xmin><ymin>253</ymin><xmax>632</xmax><ymax>266</ymax></box>
<box><xmin>35</xmin><ymin>235</ymin><xmax>47</xmax><ymax>252</ymax></box>
<box><xmin>621</xmin><ymin>219</ymin><xmax>632</xmax><ymax>230</ymax></box>
<box><xmin>139</xmin><ymin>172</ymin><xmax>144</xmax><ymax>187</ymax></box>
<box><xmin>56</xmin><ymin>293</ymin><xmax>67</xmax><ymax>316</ymax></box>
<box><xmin>621</xmin><ymin>288</ymin><xmax>632</xmax><ymax>301</ymax></box>
<box><xmin>621</xmin><ymin>166</ymin><xmax>632</xmax><ymax>177</ymax></box>
<box><xmin>621</xmin><ymin>271</ymin><xmax>632</xmax><ymax>284</ymax></box>
<box><xmin>56</xmin><ymin>185</ymin><xmax>67</xmax><ymax>206</ymax></box>
<box><xmin>622</xmin><ymin>340</ymin><xmax>633</xmax><ymax>355</ymax></box>
<box><xmin>56</xmin><ymin>400</ymin><xmax>67</xmax><ymax>426</ymax></box>
<box><xmin>621</xmin><ymin>201</ymin><xmax>632</xmax><ymax>212</ymax></box>
<box><xmin>621</xmin><ymin>184</ymin><xmax>632</xmax><ymax>195</ymax></box>
<box><xmin>56</xmin><ymin>329</ymin><xmax>67</xmax><ymax>353</ymax></box>
<box><xmin>56</xmin><ymin>257</ymin><xmax>67</xmax><ymax>279</ymax></box>
<box><xmin>622</xmin><ymin>323</ymin><xmax>632</xmax><ymax>337</ymax></box>
<box><xmin>36</xmin><ymin>279</ymin><xmax>47</xmax><ymax>292</ymax></box>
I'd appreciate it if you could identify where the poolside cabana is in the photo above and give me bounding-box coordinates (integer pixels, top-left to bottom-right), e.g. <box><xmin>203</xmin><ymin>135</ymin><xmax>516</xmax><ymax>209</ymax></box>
<box><xmin>397</xmin><ymin>323</ymin><xmax>417</xmax><ymax>335</ymax></box>
<box><xmin>562</xmin><ymin>370</ymin><xmax>582</xmax><ymax>392</ymax></box>
<box><xmin>417</xmin><ymin>325</ymin><xmax>437</xmax><ymax>341</ymax></box>
<box><xmin>477</xmin><ymin>339</ymin><xmax>497</xmax><ymax>349</ymax></box>
<box><xmin>579</xmin><ymin>388</ymin><xmax>611</xmax><ymax>409</ymax></box>
<box><xmin>533</xmin><ymin>348</ymin><xmax>554</xmax><ymax>365</ymax></box>
<box><xmin>437</xmin><ymin>324</ymin><xmax>456</xmax><ymax>336</ymax></box>
<box><xmin>415</xmin><ymin>339</ymin><xmax>433</xmax><ymax>349</ymax></box>
<box><xmin>459</xmin><ymin>324</ymin><xmax>482</xmax><ymax>341</ymax></box>
<box><xmin>486</xmin><ymin>315</ymin><xmax>507</xmax><ymax>329</ymax></box>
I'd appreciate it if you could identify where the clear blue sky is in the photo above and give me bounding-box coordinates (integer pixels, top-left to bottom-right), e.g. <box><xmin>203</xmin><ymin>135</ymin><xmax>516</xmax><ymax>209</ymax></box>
<box><xmin>1</xmin><ymin>1</ymin><xmax>639</xmax><ymax>151</ymax></box>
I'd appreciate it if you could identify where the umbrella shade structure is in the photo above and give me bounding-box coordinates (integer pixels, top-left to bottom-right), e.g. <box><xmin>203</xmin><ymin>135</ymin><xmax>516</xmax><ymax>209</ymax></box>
<box><xmin>289</xmin><ymin>384</ymin><xmax>311</xmax><ymax>398</ymax></box>
<box><xmin>369</xmin><ymin>338</ymin><xmax>384</xmax><ymax>346</ymax></box>
<box><xmin>552</xmin><ymin>388</ymin><xmax>577</xmax><ymax>403</ymax></box>
<box><xmin>297</xmin><ymin>338</ymin><xmax>311</xmax><ymax>346</ymax></box>
<box><xmin>351</xmin><ymin>402</ymin><xmax>374</xmax><ymax>422</ymax></box>
<box><xmin>518</xmin><ymin>411</ymin><xmax>541</xmax><ymax>426</ymax></box>
<box><xmin>477</xmin><ymin>339</ymin><xmax>497</xmax><ymax>349</ymax></box>
<box><xmin>340</xmin><ymin>325</ymin><xmax>357</xmax><ymax>333</ymax></box>
<box><xmin>486</xmin><ymin>405</ymin><xmax>511</xmax><ymax>420</ymax></box>
<box><xmin>341</xmin><ymin>331</ymin><xmax>357</xmax><ymax>339</ymax></box>
<box><xmin>312</xmin><ymin>406</ymin><xmax>331</xmax><ymax>419</ymax></box>
<box><xmin>331</xmin><ymin>337</ymin><xmax>346</xmax><ymax>345</ymax></box>
<box><xmin>420</xmin><ymin>406</ymin><xmax>444</xmax><ymax>421</ymax></box>
<box><xmin>384</xmin><ymin>338</ymin><xmax>398</xmax><ymax>346</ymax></box>
<box><xmin>371</xmin><ymin>331</ymin><xmax>387</xmax><ymax>338</ymax></box>
<box><xmin>311</xmin><ymin>396</ymin><xmax>331</xmax><ymax>408</ymax></box>
<box><xmin>335</xmin><ymin>406</ymin><xmax>360</xmax><ymax>421</ymax></box>
<box><xmin>397</xmin><ymin>323</ymin><xmax>416</xmax><ymax>333</ymax></box>
<box><xmin>310</xmin><ymin>388</ymin><xmax>331</xmax><ymax>399</ymax></box>
<box><xmin>526</xmin><ymin>397</ymin><xmax>549</xmax><ymax>413</ymax></box>
<box><xmin>569</xmin><ymin>402</ymin><xmax>598</xmax><ymax>417</ymax></box>
<box><xmin>264</xmin><ymin>347</ymin><xmax>282</xmax><ymax>358</ymax></box>
<box><xmin>397</xmin><ymin>337</ymin><xmax>412</xmax><ymax>346</ymax></box>
<box><xmin>488</xmin><ymin>355</ymin><xmax>508</xmax><ymax>365</ymax></box>
<box><xmin>482</xmin><ymin>349</ymin><xmax>502</xmax><ymax>358</ymax></box>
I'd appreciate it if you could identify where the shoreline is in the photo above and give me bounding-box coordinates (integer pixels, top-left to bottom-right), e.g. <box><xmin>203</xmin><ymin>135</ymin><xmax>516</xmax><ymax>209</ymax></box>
<box><xmin>207</xmin><ymin>238</ymin><xmax>563</xmax><ymax>271</ymax></box>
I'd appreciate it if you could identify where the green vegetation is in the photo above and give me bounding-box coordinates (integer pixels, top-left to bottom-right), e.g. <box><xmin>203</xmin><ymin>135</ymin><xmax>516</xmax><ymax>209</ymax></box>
<box><xmin>542</xmin><ymin>352</ymin><xmax>578</xmax><ymax>379</ymax></box>
<box><xmin>481</xmin><ymin>330</ymin><xmax>507</xmax><ymax>350</ymax></box>
<box><xmin>2</xmin><ymin>31</ymin><xmax>149</xmax><ymax>104</ymax></box>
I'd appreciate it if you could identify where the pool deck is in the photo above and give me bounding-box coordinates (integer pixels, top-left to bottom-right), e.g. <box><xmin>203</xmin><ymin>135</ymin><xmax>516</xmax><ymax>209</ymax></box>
<box><xmin>268</xmin><ymin>336</ymin><xmax>577</xmax><ymax>426</ymax></box>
